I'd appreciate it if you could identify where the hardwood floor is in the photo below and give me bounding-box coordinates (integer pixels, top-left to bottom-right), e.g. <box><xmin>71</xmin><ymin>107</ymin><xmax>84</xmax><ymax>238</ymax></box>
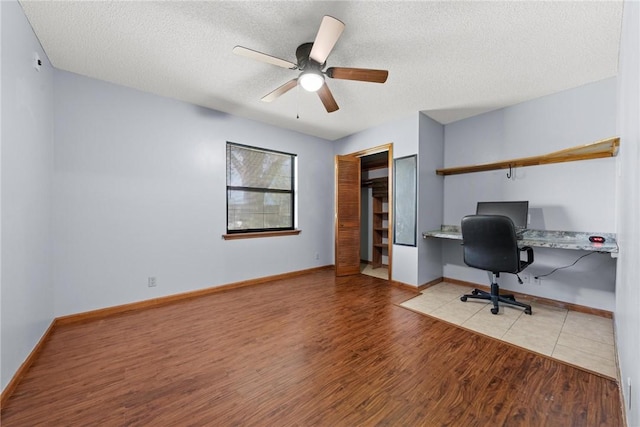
<box><xmin>1</xmin><ymin>270</ymin><xmax>623</xmax><ymax>426</ymax></box>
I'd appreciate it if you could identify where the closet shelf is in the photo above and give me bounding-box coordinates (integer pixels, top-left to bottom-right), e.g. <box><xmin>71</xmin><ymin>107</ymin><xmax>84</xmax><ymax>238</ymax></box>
<box><xmin>368</xmin><ymin>177</ymin><xmax>389</xmax><ymax>269</ymax></box>
<box><xmin>435</xmin><ymin>136</ymin><xmax>619</xmax><ymax>176</ymax></box>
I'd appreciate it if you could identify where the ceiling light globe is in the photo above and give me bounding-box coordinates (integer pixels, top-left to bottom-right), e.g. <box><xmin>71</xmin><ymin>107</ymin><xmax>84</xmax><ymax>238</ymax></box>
<box><xmin>299</xmin><ymin>71</ymin><xmax>324</xmax><ymax>92</ymax></box>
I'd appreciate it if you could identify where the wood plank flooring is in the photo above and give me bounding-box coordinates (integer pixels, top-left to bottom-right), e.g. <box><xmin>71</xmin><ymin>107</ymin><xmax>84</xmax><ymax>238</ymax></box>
<box><xmin>1</xmin><ymin>270</ymin><xmax>623</xmax><ymax>426</ymax></box>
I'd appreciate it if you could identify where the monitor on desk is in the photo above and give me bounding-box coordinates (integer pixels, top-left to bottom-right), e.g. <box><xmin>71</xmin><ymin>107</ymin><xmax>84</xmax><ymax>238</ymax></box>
<box><xmin>476</xmin><ymin>201</ymin><xmax>529</xmax><ymax>229</ymax></box>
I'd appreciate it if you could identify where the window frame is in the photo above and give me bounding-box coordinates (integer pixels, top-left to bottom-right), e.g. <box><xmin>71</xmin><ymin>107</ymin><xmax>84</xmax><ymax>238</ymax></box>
<box><xmin>225</xmin><ymin>142</ymin><xmax>297</xmax><ymax>237</ymax></box>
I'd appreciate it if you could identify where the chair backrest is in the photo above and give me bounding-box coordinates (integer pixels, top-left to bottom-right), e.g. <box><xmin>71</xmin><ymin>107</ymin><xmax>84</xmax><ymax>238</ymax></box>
<box><xmin>461</xmin><ymin>214</ymin><xmax>520</xmax><ymax>274</ymax></box>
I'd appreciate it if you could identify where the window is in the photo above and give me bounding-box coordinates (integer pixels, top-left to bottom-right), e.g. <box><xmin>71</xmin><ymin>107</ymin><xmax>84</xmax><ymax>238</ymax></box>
<box><xmin>226</xmin><ymin>142</ymin><xmax>296</xmax><ymax>235</ymax></box>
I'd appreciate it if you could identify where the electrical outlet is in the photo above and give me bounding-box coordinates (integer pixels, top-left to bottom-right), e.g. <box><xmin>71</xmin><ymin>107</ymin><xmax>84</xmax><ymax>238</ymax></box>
<box><xmin>533</xmin><ymin>276</ymin><xmax>541</xmax><ymax>285</ymax></box>
<box><xmin>148</xmin><ymin>277</ymin><xmax>157</xmax><ymax>287</ymax></box>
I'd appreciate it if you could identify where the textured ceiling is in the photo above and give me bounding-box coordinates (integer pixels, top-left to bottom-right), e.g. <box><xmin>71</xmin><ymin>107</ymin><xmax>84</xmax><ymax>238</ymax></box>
<box><xmin>20</xmin><ymin>1</ymin><xmax>623</xmax><ymax>141</ymax></box>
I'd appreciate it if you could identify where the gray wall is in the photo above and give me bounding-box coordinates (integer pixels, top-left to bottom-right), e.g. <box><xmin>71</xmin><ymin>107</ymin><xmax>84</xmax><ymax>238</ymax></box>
<box><xmin>441</xmin><ymin>78</ymin><xmax>618</xmax><ymax>310</ymax></box>
<box><xmin>335</xmin><ymin>113</ymin><xmax>421</xmax><ymax>285</ymax></box>
<box><xmin>52</xmin><ymin>71</ymin><xmax>335</xmax><ymax>317</ymax></box>
<box><xmin>418</xmin><ymin>113</ymin><xmax>444</xmax><ymax>286</ymax></box>
<box><xmin>615</xmin><ymin>1</ymin><xmax>640</xmax><ymax>424</ymax></box>
<box><xmin>335</xmin><ymin>113</ymin><xmax>446</xmax><ymax>286</ymax></box>
<box><xmin>1</xmin><ymin>0</ymin><xmax>55</xmax><ymax>391</ymax></box>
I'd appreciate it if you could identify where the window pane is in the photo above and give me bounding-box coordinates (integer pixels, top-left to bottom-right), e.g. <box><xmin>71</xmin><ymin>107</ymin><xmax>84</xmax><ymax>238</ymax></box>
<box><xmin>227</xmin><ymin>190</ymin><xmax>292</xmax><ymax>231</ymax></box>
<box><xmin>227</xmin><ymin>145</ymin><xmax>292</xmax><ymax>190</ymax></box>
<box><xmin>226</xmin><ymin>143</ymin><xmax>296</xmax><ymax>233</ymax></box>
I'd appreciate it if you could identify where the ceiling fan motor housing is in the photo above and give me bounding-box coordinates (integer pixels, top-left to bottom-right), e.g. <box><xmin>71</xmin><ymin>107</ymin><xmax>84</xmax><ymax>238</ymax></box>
<box><xmin>296</xmin><ymin>42</ymin><xmax>324</xmax><ymax>71</ymax></box>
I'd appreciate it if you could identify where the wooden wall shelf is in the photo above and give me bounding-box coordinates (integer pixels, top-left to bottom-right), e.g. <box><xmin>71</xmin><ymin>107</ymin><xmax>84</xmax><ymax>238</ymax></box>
<box><xmin>435</xmin><ymin>137</ymin><xmax>619</xmax><ymax>176</ymax></box>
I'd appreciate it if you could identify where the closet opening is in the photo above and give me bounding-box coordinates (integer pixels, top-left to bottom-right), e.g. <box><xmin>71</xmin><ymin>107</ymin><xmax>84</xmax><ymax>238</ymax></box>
<box><xmin>360</xmin><ymin>150</ymin><xmax>390</xmax><ymax>280</ymax></box>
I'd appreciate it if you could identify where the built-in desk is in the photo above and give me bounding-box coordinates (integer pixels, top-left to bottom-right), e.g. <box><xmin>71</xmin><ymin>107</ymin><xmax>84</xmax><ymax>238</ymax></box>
<box><xmin>423</xmin><ymin>225</ymin><xmax>618</xmax><ymax>256</ymax></box>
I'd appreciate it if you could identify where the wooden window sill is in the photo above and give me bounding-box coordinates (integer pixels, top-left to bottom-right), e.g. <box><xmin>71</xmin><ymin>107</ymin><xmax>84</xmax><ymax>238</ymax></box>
<box><xmin>223</xmin><ymin>229</ymin><xmax>301</xmax><ymax>240</ymax></box>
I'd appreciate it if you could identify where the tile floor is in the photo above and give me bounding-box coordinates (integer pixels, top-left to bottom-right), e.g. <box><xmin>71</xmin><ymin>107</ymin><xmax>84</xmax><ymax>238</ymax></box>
<box><xmin>400</xmin><ymin>282</ymin><xmax>617</xmax><ymax>379</ymax></box>
<box><xmin>360</xmin><ymin>263</ymin><xmax>389</xmax><ymax>280</ymax></box>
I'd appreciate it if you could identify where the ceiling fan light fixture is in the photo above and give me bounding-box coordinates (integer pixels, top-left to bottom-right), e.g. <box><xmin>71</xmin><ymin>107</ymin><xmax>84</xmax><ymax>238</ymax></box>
<box><xmin>299</xmin><ymin>70</ymin><xmax>324</xmax><ymax>92</ymax></box>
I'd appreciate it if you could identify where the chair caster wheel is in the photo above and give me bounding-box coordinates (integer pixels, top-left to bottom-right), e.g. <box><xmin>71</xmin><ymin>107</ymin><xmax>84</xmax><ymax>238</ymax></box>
<box><xmin>524</xmin><ymin>308</ymin><xmax>532</xmax><ymax>315</ymax></box>
<box><xmin>471</xmin><ymin>289</ymin><xmax>479</xmax><ymax>295</ymax></box>
<box><xmin>490</xmin><ymin>307</ymin><xmax>499</xmax><ymax>315</ymax></box>
<box><xmin>460</xmin><ymin>296</ymin><xmax>467</xmax><ymax>302</ymax></box>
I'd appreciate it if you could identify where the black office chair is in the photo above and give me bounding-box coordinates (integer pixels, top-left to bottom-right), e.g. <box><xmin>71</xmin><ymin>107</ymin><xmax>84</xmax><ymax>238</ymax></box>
<box><xmin>460</xmin><ymin>215</ymin><xmax>533</xmax><ymax>315</ymax></box>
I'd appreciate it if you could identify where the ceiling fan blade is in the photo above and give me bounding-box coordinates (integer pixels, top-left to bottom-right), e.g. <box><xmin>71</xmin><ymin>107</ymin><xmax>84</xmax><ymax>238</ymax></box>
<box><xmin>309</xmin><ymin>16</ymin><xmax>345</xmax><ymax>64</ymax></box>
<box><xmin>233</xmin><ymin>46</ymin><xmax>297</xmax><ymax>70</ymax></box>
<box><xmin>317</xmin><ymin>83</ymin><xmax>339</xmax><ymax>113</ymax></box>
<box><xmin>261</xmin><ymin>79</ymin><xmax>298</xmax><ymax>102</ymax></box>
<box><xmin>326</xmin><ymin>67</ymin><xmax>389</xmax><ymax>83</ymax></box>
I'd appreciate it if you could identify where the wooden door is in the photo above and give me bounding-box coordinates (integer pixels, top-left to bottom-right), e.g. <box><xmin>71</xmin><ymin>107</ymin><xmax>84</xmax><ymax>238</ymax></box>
<box><xmin>335</xmin><ymin>155</ymin><xmax>361</xmax><ymax>276</ymax></box>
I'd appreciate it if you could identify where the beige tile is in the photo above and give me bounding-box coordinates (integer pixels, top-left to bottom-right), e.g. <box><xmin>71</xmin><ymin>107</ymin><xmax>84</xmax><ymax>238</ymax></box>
<box><xmin>423</xmin><ymin>282</ymin><xmax>474</xmax><ymax>298</ymax></box>
<box><xmin>475</xmin><ymin>301</ymin><xmax>525</xmax><ymax>320</ymax></box>
<box><xmin>419</xmin><ymin>290</ymin><xmax>465</xmax><ymax>305</ymax></box>
<box><xmin>502</xmin><ymin>320</ymin><xmax>559</xmax><ymax>356</ymax></box>
<box><xmin>527</xmin><ymin>302</ymin><xmax>568</xmax><ymax>325</ymax></box>
<box><xmin>552</xmin><ymin>344</ymin><xmax>617</xmax><ymax>379</ymax></box>
<box><xmin>565</xmin><ymin>310</ymin><xmax>613</xmax><ymax>329</ymax></box>
<box><xmin>402</xmin><ymin>283</ymin><xmax>485</xmax><ymax>316</ymax></box>
<box><xmin>497</xmin><ymin>301</ymin><xmax>533</xmax><ymax>317</ymax></box>
<box><xmin>502</xmin><ymin>307</ymin><xmax>564</xmax><ymax>356</ymax></box>
<box><xmin>462</xmin><ymin>304</ymin><xmax>522</xmax><ymax>339</ymax></box>
<box><xmin>562</xmin><ymin>311</ymin><xmax>614</xmax><ymax>345</ymax></box>
<box><xmin>556</xmin><ymin>331</ymin><xmax>616</xmax><ymax>362</ymax></box>
<box><xmin>400</xmin><ymin>294</ymin><xmax>455</xmax><ymax>315</ymax></box>
<box><xmin>398</xmin><ymin>281</ymin><xmax>618</xmax><ymax>378</ymax></box>
<box><xmin>509</xmin><ymin>308</ymin><xmax>565</xmax><ymax>337</ymax></box>
<box><xmin>360</xmin><ymin>264</ymin><xmax>388</xmax><ymax>280</ymax></box>
<box><xmin>430</xmin><ymin>298</ymin><xmax>487</xmax><ymax>325</ymax></box>
<box><xmin>502</xmin><ymin>333</ymin><xmax>557</xmax><ymax>356</ymax></box>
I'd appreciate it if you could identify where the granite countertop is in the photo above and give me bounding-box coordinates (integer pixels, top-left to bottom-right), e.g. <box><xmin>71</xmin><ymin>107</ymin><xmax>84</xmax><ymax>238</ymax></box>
<box><xmin>422</xmin><ymin>225</ymin><xmax>618</xmax><ymax>254</ymax></box>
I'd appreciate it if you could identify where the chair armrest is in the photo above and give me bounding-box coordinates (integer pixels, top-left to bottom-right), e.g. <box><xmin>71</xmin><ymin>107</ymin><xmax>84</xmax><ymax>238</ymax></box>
<box><xmin>519</xmin><ymin>246</ymin><xmax>534</xmax><ymax>264</ymax></box>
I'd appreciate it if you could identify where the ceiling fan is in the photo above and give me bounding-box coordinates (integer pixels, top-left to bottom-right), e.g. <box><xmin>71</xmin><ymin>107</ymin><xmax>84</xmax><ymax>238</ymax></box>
<box><xmin>233</xmin><ymin>15</ymin><xmax>389</xmax><ymax>113</ymax></box>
